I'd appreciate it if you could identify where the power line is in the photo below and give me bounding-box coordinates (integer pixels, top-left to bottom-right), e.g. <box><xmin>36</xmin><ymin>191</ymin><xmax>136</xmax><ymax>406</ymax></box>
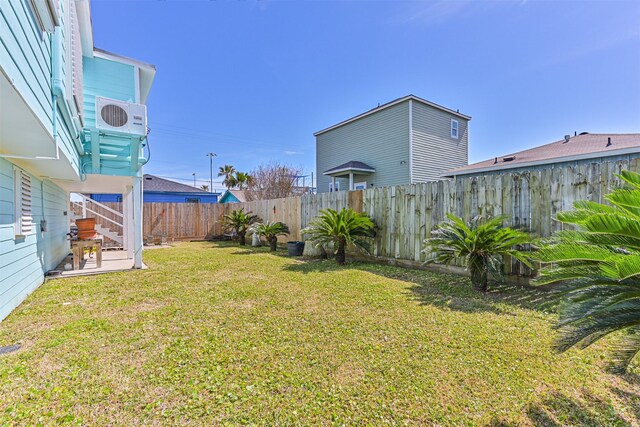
<box><xmin>148</xmin><ymin>121</ymin><xmax>314</xmax><ymax>151</ymax></box>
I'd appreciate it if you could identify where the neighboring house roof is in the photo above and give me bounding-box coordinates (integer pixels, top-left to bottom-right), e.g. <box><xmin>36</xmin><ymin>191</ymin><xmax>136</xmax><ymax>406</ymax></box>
<box><xmin>143</xmin><ymin>174</ymin><xmax>215</xmax><ymax>194</ymax></box>
<box><xmin>447</xmin><ymin>133</ymin><xmax>640</xmax><ymax>177</ymax></box>
<box><xmin>219</xmin><ymin>189</ymin><xmax>248</xmax><ymax>203</ymax></box>
<box><xmin>324</xmin><ymin>161</ymin><xmax>376</xmax><ymax>176</ymax></box>
<box><xmin>314</xmin><ymin>94</ymin><xmax>471</xmax><ymax>136</ymax></box>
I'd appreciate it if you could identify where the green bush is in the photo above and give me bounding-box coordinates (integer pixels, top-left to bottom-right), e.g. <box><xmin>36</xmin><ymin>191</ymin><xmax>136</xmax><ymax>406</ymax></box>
<box><xmin>423</xmin><ymin>214</ymin><xmax>531</xmax><ymax>292</ymax></box>
<box><xmin>302</xmin><ymin>208</ymin><xmax>375</xmax><ymax>265</ymax></box>
<box><xmin>222</xmin><ymin>208</ymin><xmax>261</xmax><ymax>245</ymax></box>
<box><xmin>250</xmin><ymin>221</ymin><xmax>290</xmax><ymax>251</ymax></box>
<box><xmin>535</xmin><ymin>170</ymin><xmax>640</xmax><ymax>373</ymax></box>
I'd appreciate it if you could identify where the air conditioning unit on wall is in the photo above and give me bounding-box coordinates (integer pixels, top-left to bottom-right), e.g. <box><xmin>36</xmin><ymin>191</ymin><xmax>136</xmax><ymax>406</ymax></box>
<box><xmin>96</xmin><ymin>97</ymin><xmax>147</xmax><ymax>136</ymax></box>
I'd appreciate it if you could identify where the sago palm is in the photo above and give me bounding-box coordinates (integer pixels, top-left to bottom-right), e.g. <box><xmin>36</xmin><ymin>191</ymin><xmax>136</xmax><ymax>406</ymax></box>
<box><xmin>250</xmin><ymin>221</ymin><xmax>290</xmax><ymax>251</ymax></box>
<box><xmin>221</xmin><ymin>208</ymin><xmax>260</xmax><ymax>245</ymax></box>
<box><xmin>535</xmin><ymin>170</ymin><xmax>640</xmax><ymax>373</ymax></box>
<box><xmin>302</xmin><ymin>208</ymin><xmax>375</xmax><ymax>265</ymax></box>
<box><xmin>423</xmin><ymin>214</ymin><xmax>531</xmax><ymax>292</ymax></box>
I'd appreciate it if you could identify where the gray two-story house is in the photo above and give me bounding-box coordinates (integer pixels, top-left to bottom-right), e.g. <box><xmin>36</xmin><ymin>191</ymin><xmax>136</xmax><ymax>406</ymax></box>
<box><xmin>315</xmin><ymin>95</ymin><xmax>471</xmax><ymax>193</ymax></box>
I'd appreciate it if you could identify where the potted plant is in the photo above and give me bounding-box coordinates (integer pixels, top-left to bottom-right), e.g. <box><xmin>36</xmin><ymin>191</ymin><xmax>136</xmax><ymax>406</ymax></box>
<box><xmin>249</xmin><ymin>221</ymin><xmax>290</xmax><ymax>251</ymax></box>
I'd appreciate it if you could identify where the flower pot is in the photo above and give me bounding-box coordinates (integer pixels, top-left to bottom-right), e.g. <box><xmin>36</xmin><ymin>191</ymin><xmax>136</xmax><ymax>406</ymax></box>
<box><xmin>76</xmin><ymin>218</ymin><xmax>96</xmax><ymax>231</ymax></box>
<box><xmin>287</xmin><ymin>241</ymin><xmax>305</xmax><ymax>256</ymax></box>
<box><xmin>77</xmin><ymin>230</ymin><xmax>98</xmax><ymax>240</ymax></box>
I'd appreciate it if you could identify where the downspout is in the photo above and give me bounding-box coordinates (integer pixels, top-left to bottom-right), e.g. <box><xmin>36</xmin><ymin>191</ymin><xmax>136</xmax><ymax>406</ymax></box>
<box><xmin>51</xmin><ymin>26</ymin><xmax>85</xmax><ymax>156</ymax></box>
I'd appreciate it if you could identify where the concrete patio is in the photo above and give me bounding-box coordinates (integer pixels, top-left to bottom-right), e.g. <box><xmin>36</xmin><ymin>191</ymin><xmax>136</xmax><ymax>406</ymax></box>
<box><xmin>51</xmin><ymin>250</ymin><xmax>148</xmax><ymax>278</ymax></box>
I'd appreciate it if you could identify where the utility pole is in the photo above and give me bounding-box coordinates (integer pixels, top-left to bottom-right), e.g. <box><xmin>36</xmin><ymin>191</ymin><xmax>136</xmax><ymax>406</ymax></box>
<box><xmin>192</xmin><ymin>172</ymin><xmax>196</xmax><ymax>187</ymax></box>
<box><xmin>206</xmin><ymin>152</ymin><xmax>217</xmax><ymax>193</ymax></box>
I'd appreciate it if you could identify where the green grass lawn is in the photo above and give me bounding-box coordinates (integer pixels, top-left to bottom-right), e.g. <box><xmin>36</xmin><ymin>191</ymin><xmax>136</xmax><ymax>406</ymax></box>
<box><xmin>1</xmin><ymin>242</ymin><xmax>638</xmax><ymax>426</ymax></box>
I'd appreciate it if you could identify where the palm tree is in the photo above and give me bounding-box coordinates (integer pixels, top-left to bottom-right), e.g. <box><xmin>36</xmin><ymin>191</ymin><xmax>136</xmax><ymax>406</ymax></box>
<box><xmin>221</xmin><ymin>208</ymin><xmax>260</xmax><ymax>245</ymax></box>
<box><xmin>535</xmin><ymin>170</ymin><xmax>640</xmax><ymax>373</ymax></box>
<box><xmin>302</xmin><ymin>208</ymin><xmax>375</xmax><ymax>265</ymax></box>
<box><xmin>250</xmin><ymin>221</ymin><xmax>290</xmax><ymax>251</ymax></box>
<box><xmin>218</xmin><ymin>165</ymin><xmax>236</xmax><ymax>189</ymax></box>
<box><xmin>423</xmin><ymin>214</ymin><xmax>531</xmax><ymax>292</ymax></box>
<box><xmin>235</xmin><ymin>172</ymin><xmax>252</xmax><ymax>190</ymax></box>
<box><xmin>200</xmin><ymin>184</ymin><xmax>209</xmax><ymax>192</ymax></box>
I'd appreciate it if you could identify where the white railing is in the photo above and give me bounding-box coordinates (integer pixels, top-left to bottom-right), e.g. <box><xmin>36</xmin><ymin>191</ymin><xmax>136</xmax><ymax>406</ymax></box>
<box><xmin>70</xmin><ymin>193</ymin><xmax>124</xmax><ymax>246</ymax></box>
<box><xmin>71</xmin><ymin>194</ymin><xmax>123</xmax><ymax>227</ymax></box>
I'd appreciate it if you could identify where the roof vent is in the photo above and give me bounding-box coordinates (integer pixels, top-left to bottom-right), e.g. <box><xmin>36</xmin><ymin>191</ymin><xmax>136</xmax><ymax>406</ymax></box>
<box><xmin>579</xmin><ymin>131</ymin><xmax>589</xmax><ymax>135</ymax></box>
<box><xmin>493</xmin><ymin>157</ymin><xmax>498</xmax><ymax>164</ymax></box>
<box><xmin>503</xmin><ymin>155</ymin><xmax>516</xmax><ymax>162</ymax></box>
<box><xmin>145</xmin><ymin>176</ymin><xmax>152</xmax><ymax>180</ymax></box>
<box><xmin>564</xmin><ymin>135</ymin><xmax>571</xmax><ymax>143</ymax></box>
<box><xmin>607</xmin><ymin>137</ymin><xmax>612</xmax><ymax>147</ymax></box>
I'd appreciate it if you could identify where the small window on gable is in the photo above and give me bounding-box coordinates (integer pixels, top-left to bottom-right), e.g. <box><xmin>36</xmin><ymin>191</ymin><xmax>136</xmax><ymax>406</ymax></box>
<box><xmin>451</xmin><ymin>119</ymin><xmax>459</xmax><ymax>139</ymax></box>
<box><xmin>14</xmin><ymin>168</ymin><xmax>34</xmax><ymax>237</ymax></box>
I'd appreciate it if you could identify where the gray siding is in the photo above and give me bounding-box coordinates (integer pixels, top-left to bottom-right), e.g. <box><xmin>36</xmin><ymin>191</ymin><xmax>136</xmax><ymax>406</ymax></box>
<box><xmin>316</xmin><ymin>101</ymin><xmax>411</xmax><ymax>193</ymax></box>
<box><xmin>411</xmin><ymin>102</ymin><xmax>469</xmax><ymax>183</ymax></box>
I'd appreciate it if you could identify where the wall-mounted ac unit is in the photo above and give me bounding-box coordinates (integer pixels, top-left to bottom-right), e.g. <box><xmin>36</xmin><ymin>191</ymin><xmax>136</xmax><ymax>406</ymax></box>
<box><xmin>96</xmin><ymin>97</ymin><xmax>147</xmax><ymax>136</ymax></box>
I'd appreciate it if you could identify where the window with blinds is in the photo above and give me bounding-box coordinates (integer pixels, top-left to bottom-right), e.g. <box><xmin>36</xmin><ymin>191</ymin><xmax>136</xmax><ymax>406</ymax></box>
<box><xmin>14</xmin><ymin>168</ymin><xmax>34</xmax><ymax>236</ymax></box>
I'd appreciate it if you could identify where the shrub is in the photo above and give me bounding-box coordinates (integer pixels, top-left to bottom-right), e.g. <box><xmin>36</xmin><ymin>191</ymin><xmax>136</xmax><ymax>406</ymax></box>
<box><xmin>423</xmin><ymin>214</ymin><xmax>531</xmax><ymax>292</ymax></box>
<box><xmin>222</xmin><ymin>208</ymin><xmax>261</xmax><ymax>245</ymax></box>
<box><xmin>302</xmin><ymin>208</ymin><xmax>375</xmax><ymax>265</ymax></box>
<box><xmin>535</xmin><ymin>170</ymin><xmax>640</xmax><ymax>373</ymax></box>
<box><xmin>250</xmin><ymin>221</ymin><xmax>290</xmax><ymax>251</ymax></box>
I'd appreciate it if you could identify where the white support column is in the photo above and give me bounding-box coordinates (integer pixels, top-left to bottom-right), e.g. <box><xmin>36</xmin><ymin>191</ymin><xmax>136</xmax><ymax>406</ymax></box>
<box><xmin>332</xmin><ymin>176</ymin><xmax>336</xmax><ymax>193</ymax></box>
<box><xmin>349</xmin><ymin>172</ymin><xmax>354</xmax><ymax>191</ymax></box>
<box><xmin>131</xmin><ymin>176</ymin><xmax>143</xmax><ymax>269</ymax></box>
<box><xmin>122</xmin><ymin>184</ymin><xmax>133</xmax><ymax>259</ymax></box>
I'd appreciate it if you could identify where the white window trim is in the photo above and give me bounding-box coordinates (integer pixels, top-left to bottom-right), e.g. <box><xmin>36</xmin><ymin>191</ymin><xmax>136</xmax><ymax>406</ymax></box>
<box><xmin>451</xmin><ymin>119</ymin><xmax>459</xmax><ymax>139</ymax></box>
<box><xmin>14</xmin><ymin>167</ymin><xmax>34</xmax><ymax>238</ymax></box>
<box><xmin>354</xmin><ymin>181</ymin><xmax>367</xmax><ymax>190</ymax></box>
<box><xmin>329</xmin><ymin>181</ymin><xmax>340</xmax><ymax>192</ymax></box>
<box><xmin>63</xmin><ymin>0</ymin><xmax>83</xmax><ymax>125</ymax></box>
<box><xmin>28</xmin><ymin>0</ymin><xmax>60</xmax><ymax>33</ymax></box>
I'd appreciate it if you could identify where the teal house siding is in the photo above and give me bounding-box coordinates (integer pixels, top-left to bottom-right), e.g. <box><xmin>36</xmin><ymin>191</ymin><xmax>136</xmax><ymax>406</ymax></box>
<box><xmin>0</xmin><ymin>0</ymin><xmax>53</xmax><ymax>135</ymax></box>
<box><xmin>219</xmin><ymin>191</ymin><xmax>241</xmax><ymax>203</ymax></box>
<box><xmin>0</xmin><ymin>0</ymin><xmax>80</xmax><ymax>177</ymax></box>
<box><xmin>82</xmin><ymin>56</ymin><xmax>136</xmax><ymax>129</ymax></box>
<box><xmin>0</xmin><ymin>0</ymin><xmax>155</xmax><ymax>321</ymax></box>
<box><xmin>0</xmin><ymin>158</ymin><xmax>69</xmax><ymax>321</ymax></box>
<box><xmin>316</xmin><ymin>100</ymin><xmax>411</xmax><ymax>193</ymax></box>
<box><xmin>81</xmin><ymin>54</ymin><xmax>147</xmax><ymax>177</ymax></box>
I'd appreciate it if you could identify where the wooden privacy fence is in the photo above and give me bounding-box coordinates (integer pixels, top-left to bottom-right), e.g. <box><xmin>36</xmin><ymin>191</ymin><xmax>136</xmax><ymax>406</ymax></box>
<box><xmin>100</xmin><ymin>158</ymin><xmax>638</xmax><ymax>274</ymax></box>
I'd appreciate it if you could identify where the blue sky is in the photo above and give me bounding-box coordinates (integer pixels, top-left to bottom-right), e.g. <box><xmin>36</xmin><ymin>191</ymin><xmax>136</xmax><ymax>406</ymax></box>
<box><xmin>91</xmin><ymin>0</ymin><xmax>640</xmax><ymax>192</ymax></box>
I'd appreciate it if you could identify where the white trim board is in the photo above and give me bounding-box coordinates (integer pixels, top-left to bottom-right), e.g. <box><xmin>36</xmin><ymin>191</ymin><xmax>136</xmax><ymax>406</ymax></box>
<box><xmin>323</xmin><ymin>167</ymin><xmax>376</xmax><ymax>176</ymax></box>
<box><xmin>314</xmin><ymin>94</ymin><xmax>471</xmax><ymax>136</ymax></box>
